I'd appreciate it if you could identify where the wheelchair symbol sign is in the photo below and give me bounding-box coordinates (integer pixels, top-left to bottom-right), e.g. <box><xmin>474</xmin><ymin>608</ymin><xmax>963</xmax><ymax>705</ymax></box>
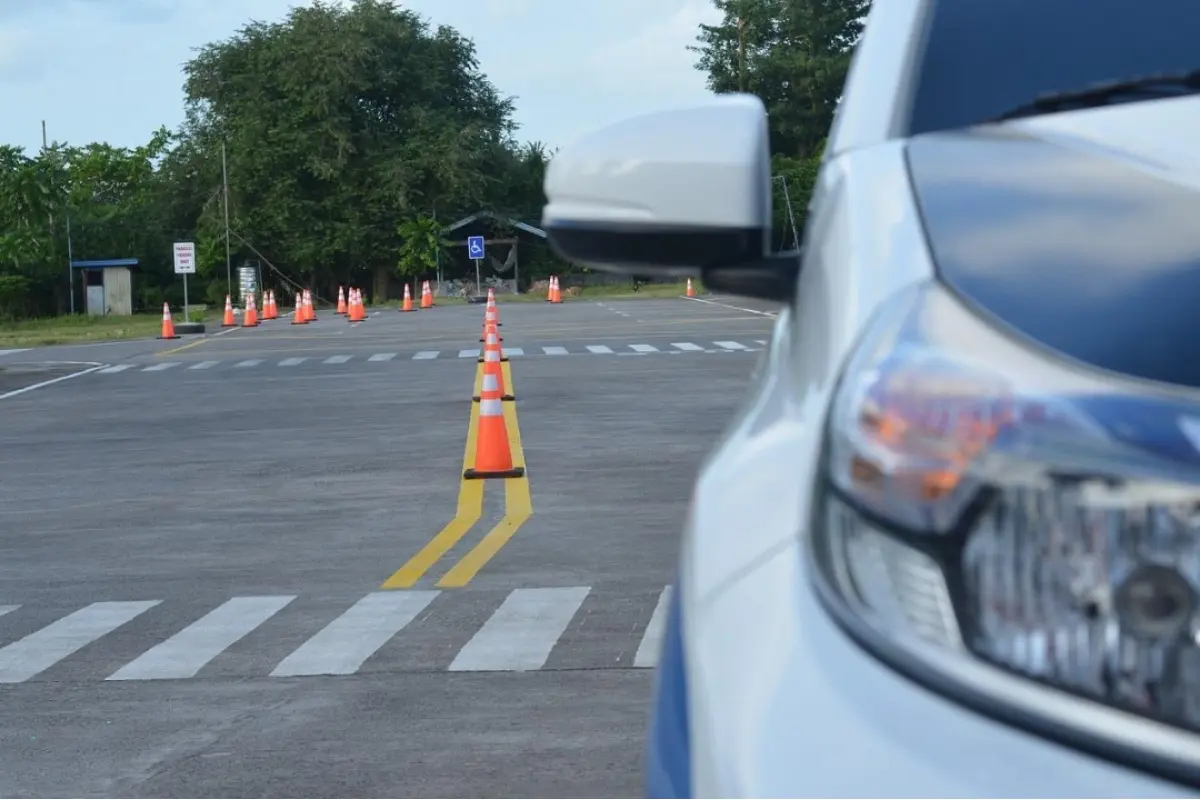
<box><xmin>468</xmin><ymin>236</ymin><xmax>485</xmax><ymax>260</ymax></box>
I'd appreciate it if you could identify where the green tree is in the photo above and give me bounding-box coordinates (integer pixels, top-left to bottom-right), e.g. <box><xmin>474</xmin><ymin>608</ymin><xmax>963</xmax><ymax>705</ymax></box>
<box><xmin>181</xmin><ymin>0</ymin><xmax>523</xmax><ymax>300</ymax></box>
<box><xmin>396</xmin><ymin>214</ymin><xmax>452</xmax><ymax>281</ymax></box>
<box><xmin>691</xmin><ymin>0</ymin><xmax>869</xmax><ymax>160</ymax></box>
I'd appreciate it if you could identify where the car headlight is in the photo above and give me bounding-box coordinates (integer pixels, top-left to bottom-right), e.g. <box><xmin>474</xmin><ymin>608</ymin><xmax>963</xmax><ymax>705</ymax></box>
<box><xmin>810</xmin><ymin>281</ymin><xmax>1200</xmax><ymax>783</ymax></box>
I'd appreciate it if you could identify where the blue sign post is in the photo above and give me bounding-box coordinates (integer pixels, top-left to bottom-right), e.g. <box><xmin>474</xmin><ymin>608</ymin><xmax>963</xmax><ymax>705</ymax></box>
<box><xmin>467</xmin><ymin>235</ymin><xmax>485</xmax><ymax>294</ymax></box>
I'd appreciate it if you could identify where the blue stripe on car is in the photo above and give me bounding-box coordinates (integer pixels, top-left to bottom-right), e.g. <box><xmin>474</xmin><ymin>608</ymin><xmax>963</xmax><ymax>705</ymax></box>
<box><xmin>645</xmin><ymin>581</ymin><xmax>691</xmax><ymax>798</ymax></box>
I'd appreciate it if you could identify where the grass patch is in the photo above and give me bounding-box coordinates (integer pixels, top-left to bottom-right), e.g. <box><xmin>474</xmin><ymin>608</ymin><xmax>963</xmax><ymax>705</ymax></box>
<box><xmin>0</xmin><ymin>309</ymin><xmax>223</xmax><ymax>347</ymax></box>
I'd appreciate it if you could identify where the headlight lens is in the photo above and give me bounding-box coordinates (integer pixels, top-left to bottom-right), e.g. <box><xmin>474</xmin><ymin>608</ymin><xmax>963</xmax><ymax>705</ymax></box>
<box><xmin>814</xmin><ymin>281</ymin><xmax>1200</xmax><ymax>777</ymax></box>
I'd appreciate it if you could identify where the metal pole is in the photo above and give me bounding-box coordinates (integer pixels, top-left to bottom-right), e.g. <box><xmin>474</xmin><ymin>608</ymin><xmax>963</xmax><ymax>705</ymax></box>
<box><xmin>183</xmin><ymin>273</ymin><xmax>189</xmax><ymax>322</ymax></box>
<box><xmin>44</xmin><ymin>121</ymin><xmax>76</xmax><ymax>315</ymax></box>
<box><xmin>222</xmin><ymin>141</ymin><xmax>232</xmax><ymax>297</ymax></box>
<box><xmin>474</xmin><ymin>259</ymin><xmax>481</xmax><ymax>294</ymax></box>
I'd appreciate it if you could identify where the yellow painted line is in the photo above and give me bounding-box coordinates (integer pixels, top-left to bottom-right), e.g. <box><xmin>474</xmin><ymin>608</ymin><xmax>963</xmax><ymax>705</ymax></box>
<box><xmin>380</xmin><ymin>367</ymin><xmax>485</xmax><ymax>589</ymax></box>
<box><xmin>156</xmin><ymin>337</ymin><xmax>215</xmax><ymax>356</ymax></box>
<box><xmin>437</xmin><ymin>387</ymin><xmax>531</xmax><ymax>588</ymax></box>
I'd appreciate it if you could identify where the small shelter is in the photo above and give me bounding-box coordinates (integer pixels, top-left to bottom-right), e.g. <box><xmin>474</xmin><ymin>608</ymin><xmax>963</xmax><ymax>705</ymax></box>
<box><xmin>71</xmin><ymin>258</ymin><xmax>137</xmax><ymax>316</ymax></box>
<box><xmin>441</xmin><ymin>211</ymin><xmax>547</xmax><ymax>294</ymax></box>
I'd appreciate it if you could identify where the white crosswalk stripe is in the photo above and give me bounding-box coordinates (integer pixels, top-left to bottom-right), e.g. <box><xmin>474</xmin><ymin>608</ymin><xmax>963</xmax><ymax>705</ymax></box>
<box><xmin>629</xmin><ymin>344</ymin><xmax>658</xmax><ymax>353</ymax></box>
<box><xmin>98</xmin><ymin>364</ymin><xmax>133</xmax><ymax>373</ymax></box>
<box><xmin>188</xmin><ymin>360</ymin><xmax>219</xmax><ymax>370</ymax></box>
<box><xmin>449</xmin><ymin>587</ymin><xmax>590</xmax><ymax>672</ymax></box>
<box><xmin>323</xmin><ymin>355</ymin><xmax>352</xmax><ymax>364</ymax></box>
<box><xmin>755</xmin><ymin>339</ymin><xmax>768</xmax><ymax>345</ymax></box>
<box><xmin>108</xmin><ymin>596</ymin><xmax>294</xmax><ymax>681</ymax></box>
<box><xmin>270</xmin><ymin>591</ymin><xmax>438</xmax><ymax>677</ymax></box>
<box><xmin>586</xmin><ymin>345</ymin><xmax>613</xmax><ymax>354</ymax></box>
<box><xmin>458</xmin><ymin>349</ymin><xmax>480</xmax><ymax>358</ymax></box>
<box><xmin>635</xmin><ymin>587</ymin><xmax>671</xmax><ymax>668</ymax></box>
<box><xmin>542</xmin><ymin>346</ymin><xmax>568</xmax><ymax>355</ymax></box>
<box><xmin>0</xmin><ymin>601</ymin><xmax>159</xmax><ymax>683</ymax></box>
<box><xmin>278</xmin><ymin>357</ymin><xmax>306</xmax><ymax>366</ymax></box>
<box><xmin>714</xmin><ymin>340</ymin><xmax>749</xmax><ymax>350</ymax></box>
<box><xmin>235</xmin><ymin>359</ymin><xmax>263</xmax><ymax>368</ymax></box>
<box><xmin>0</xmin><ymin>587</ymin><xmax>671</xmax><ymax>683</ymax></box>
<box><xmin>368</xmin><ymin>353</ymin><xmax>397</xmax><ymax>361</ymax></box>
<box><xmin>411</xmin><ymin>351</ymin><xmax>438</xmax><ymax>360</ymax></box>
<box><xmin>504</xmin><ymin>347</ymin><xmax>524</xmax><ymax>356</ymax></box>
<box><xmin>671</xmin><ymin>342</ymin><xmax>703</xmax><ymax>351</ymax></box>
<box><xmin>142</xmin><ymin>362</ymin><xmax>179</xmax><ymax>372</ymax></box>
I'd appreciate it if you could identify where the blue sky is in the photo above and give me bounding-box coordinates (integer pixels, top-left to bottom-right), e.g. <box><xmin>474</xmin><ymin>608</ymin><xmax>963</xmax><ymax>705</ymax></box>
<box><xmin>0</xmin><ymin>0</ymin><xmax>721</xmax><ymax>155</ymax></box>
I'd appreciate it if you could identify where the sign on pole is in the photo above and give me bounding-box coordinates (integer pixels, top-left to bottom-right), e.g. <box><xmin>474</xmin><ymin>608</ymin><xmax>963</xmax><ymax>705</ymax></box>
<box><xmin>173</xmin><ymin>242</ymin><xmax>196</xmax><ymax>274</ymax></box>
<box><xmin>173</xmin><ymin>241</ymin><xmax>196</xmax><ymax>323</ymax></box>
<box><xmin>467</xmin><ymin>235</ymin><xmax>485</xmax><ymax>294</ymax></box>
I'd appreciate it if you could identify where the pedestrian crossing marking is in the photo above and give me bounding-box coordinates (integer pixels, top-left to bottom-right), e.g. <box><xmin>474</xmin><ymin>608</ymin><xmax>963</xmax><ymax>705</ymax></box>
<box><xmin>0</xmin><ymin>587</ymin><xmax>669</xmax><ymax>684</ymax></box>
<box><xmin>270</xmin><ymin>591</ymin><xmax>439</xmax><ymax>677</ymax></box>
<box><xmin>449</xmin><ymin>587</ymin><xmax>590</xmax><ymax>672</ymax></box>
<box><xmin>88</xmin><ymin>341</ymin><xmax>762</xmax><ymax>377</ymax></box>
<box><xmin>107</xmin><ymin>596</ymin><xmax>294</xmax><ymax>681</ymax></box>
<box><xmin>0</xmin><ymin>600</ymin><xmax>159</xmax><ymax>684</ymax></box>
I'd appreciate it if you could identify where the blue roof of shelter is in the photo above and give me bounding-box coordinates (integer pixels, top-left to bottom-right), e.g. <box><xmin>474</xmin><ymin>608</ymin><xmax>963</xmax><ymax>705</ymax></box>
<box><xmin>71</xmin><ymin>259</ymin><xmax>139</xmax><ymax>269</ymax></box>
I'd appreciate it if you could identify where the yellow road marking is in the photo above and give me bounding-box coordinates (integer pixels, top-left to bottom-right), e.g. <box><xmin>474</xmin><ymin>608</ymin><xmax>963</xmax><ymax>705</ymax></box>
<box><xmin>380</xmin><ymin>370</ymin><xmax>484</xmax><ymax>589</ymax></box>
<box><xmin>156</xmin><ymin>337</ymin><xmax>216</xmax><ymax>356</ymax></box>
<box><xmin>437</xmin><ymin>394</ymin><xmax>531</xmax><ymax>587</ymax></box>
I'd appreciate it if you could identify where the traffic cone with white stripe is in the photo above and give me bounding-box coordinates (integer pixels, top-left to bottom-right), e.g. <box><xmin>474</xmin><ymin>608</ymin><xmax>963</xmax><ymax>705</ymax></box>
<box><xmin>464</xmin><ymin>361</ymin><xmax>523</xmax><ymax>480</ymax></box>
<box><xmin>487</xmin><ymin>287</ymin><xmax>502</xmax><ymax>326</ymax></box>
<box><xmin>686</xmin><ymin>278</ymin><xmax>695</xmax><ymax>298</ymax></box>
<box><xmin>545</xmin><ymin>276</ymin><xmax>554</xmax><ymax>301</ymax></box>
<box><xmin>157</xmin><ymin>302</ymin><xmax>179</xmax><ymax>339</ymax></box>
<box><xmin>269</xmin><ymin>290</ymin><xmax>279</xmax><ymax>319</ymax></box>
<box><xmin>222</xmin><ymin>295</ymin><xmax>236</xmax><ymax>327</ymax></box>
<box><xmin>473</xmin><ymin>323</ymin><xmax>514</xmax><ymax>401</ymax></box>
<box><xmin>242</xmin><ymin>294</ymin><xmax>259</xmax><ymax>327</ymax></box>
<box><xmin>420</xmin><ymin>280</ymin><xmax>433</xmax><ymax>309</ymax></box>
<box><xmin>480</xmin><ymin>302</ymin><xmax>502</xmax><ymax>342</ymax></box>
<box><xmin>400</xmin><ymin>284</ymin><xmax>414</xmax><ymax>312</ymax></box>
<box><xmin>336</xmin><ymin>286</ymin><xmax>347</xmax><ymax>315</ymax></box>
<box><xmin>550</xmin><ymin>276</ymin><xmax>562</xmax><ymax>304</ymax></box>
<box><xmin>304</xmin><ymin>289</ymin><xmax>317</xmax><ymax>321</ymax></box>
<box><xmin>292</xmin><ymin>291</ymin><xmax>307</xmax><ymax>324</ymax></box>
<box><xmin>477</xmin><ymin>317</ymin><xmax>508</xmax><ymax>363</ymax></box>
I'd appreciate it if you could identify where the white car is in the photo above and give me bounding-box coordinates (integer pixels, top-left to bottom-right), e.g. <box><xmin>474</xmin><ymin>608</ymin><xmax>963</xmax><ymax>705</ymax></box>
<box><xmin>542</xmin><ymin>0</ymin><xmax>1200</xmax><ymax>796</ymax></box>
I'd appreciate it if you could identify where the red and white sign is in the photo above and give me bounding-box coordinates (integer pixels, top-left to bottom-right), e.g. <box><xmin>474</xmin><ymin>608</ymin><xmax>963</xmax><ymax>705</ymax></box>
<box><xmin>173</xmin><ymin>241</ymin><xmax>196</xmax><ymax>274</ymax></box>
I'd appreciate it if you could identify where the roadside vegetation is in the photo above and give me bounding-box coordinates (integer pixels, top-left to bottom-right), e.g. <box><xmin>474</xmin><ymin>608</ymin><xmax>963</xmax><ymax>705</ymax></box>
<box><xmin>0</xmin><ymin>0</ymin><xmax>866</xmax><ymax>338</ymax></box>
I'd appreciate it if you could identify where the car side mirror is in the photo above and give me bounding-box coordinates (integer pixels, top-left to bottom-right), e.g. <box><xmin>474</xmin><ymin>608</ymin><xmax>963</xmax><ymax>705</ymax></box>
<box><xmin>541</xmin><ymin>94</ymin><xmax>799</xmax><ymax>302</ymax></box>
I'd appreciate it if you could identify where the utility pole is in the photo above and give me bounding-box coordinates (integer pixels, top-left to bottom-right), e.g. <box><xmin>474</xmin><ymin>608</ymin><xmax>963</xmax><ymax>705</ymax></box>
<box><xmin>43</xmin><ymin>120</ymin><xmax>76</xmax><ymax>314</ymax></box>
<box><xmin>737</xmin><ymin>12</ymin><xmax>746</xmax><ymax>91</ymax></box>
<box><xmin>221</xmin><ymin>141</ymin><xmax>232</xmax><ymax>298</ymax></box>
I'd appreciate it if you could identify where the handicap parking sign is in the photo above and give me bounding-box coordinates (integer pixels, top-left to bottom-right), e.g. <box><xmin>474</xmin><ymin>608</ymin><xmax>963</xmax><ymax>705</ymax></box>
<box><xmin>468</xmin><ymin>236</ymin><xmax>485</xmax><ymax>260</ymax></box>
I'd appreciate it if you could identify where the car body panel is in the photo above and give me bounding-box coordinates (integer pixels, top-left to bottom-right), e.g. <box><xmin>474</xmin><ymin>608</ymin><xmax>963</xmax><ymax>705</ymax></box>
<box><xmin>907</xmin><ymin>100</ymin><xmax>1200</xmax><ymax>389</ymax></box>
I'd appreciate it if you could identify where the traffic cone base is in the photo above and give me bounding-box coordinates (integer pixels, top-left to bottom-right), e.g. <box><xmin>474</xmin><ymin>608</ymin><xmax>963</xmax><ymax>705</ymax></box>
<box><xmin>464</xmin><ymin>465</ymin><xmax>524</xmax><ymax>479</ymax></box>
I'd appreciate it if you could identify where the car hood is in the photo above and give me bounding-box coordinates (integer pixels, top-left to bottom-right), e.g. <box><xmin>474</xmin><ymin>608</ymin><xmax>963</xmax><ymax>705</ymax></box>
<box><xmin>905</xmin><ymin>95</ymin><xmax>1200</xmax><ymax>390</ymax></box>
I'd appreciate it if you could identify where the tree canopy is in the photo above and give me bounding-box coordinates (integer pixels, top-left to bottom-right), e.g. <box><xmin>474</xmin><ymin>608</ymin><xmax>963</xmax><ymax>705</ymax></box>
<box><xmin>691</xmin><ymin>0</ymin><xmax>869</xmax><ymax>246</ymax></box>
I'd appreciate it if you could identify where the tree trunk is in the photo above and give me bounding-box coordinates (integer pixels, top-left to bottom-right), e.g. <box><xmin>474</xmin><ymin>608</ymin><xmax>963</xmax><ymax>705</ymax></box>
<box><xmin>372</xmin><ymin>265</ymin><xmax>390</xmax><ymax>305</ymax></box>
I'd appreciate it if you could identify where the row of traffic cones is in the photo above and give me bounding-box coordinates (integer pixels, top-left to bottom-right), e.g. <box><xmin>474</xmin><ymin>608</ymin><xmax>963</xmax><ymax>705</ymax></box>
<box><xmin>331</xmin><ymin>281</ymin><xmax>436</xmax><ymax>316</ymax></box>
<box><xmin>157</xmin><ymin>289</ymin><xmax>289</xmax><ymax>339</ymax></box>
<box><xmin>464</xmin><ymin>288</ymin><xmax>523</xmax><ymax>479</ymax></box>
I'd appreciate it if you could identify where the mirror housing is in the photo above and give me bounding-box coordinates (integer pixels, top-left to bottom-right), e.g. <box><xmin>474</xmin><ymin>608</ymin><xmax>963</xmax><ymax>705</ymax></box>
<box><xmin>542</xmin><ymin>94</ymin><xmax>793</xmax><ymax>299</ymax></box>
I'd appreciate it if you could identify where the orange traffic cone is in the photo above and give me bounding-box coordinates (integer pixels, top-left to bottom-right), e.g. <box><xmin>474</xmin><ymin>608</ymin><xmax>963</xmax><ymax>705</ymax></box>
<box><xmin>487</xmin><ymin>288</ymin><xmax>502</xmax><ymax>326</ymax></box>
<box><xmin>477</xmin><ymin>318</ymin><xmax>509</xmax><ymax>364</ymax></box>
<box><xmin>686</xmin><ymin>278</ymin><xmax>695</xmax><ymax>298</ymax></box>
<box><xmin>420</xmin><ymin>280</ymin><xmax>432</xmax><ymax>309</ymax></box>
<box><xmin>292</xmin><ymin>291</ymin><xmax>307</xmax><ymax>324</ymax></box>
<box><xmin>546</xmin><ymin>276</ymin><xmax>554</xmax><ymax>302</ymax></box>
<box><xmin>157</xmin><ymin>302</ymin><xmax>179</xmax><ymax>339</ymax></box>
<box><xmin>479</xmin><ymin>302</ymin><xmax>502</xmax><ymax>342</ymax></box>
<box><xmin>305</xmin><ymin>289</ymin><xmax>318</xmax><ymax>321</ymax></box>
<box><xmin>268</xmin><ymin>290</ymin><xmax>278</xmax><ymax>319</ymax></box>
<box><xmin>336</xmin><ymin>286</ymin><xmax>347</xmax><ymax>315</ymax></box>
<box><xmin>463</xmin><ymin>363</ymin><xmax>523</xmax><ymax>480</ymax></box>
<box><xmin>348</xmin><ymin>289</ymin><xmax>362</xmax><ymax>322</ymax></box>
<box><xmin>222</xmin><ymin>295</ymin><xmax>236</xmax><ymax>327</ymax></box>
<box><xmin>242</xmin><ymin>294</ymin><xmax>259</xmax><ymax>327</ymax></box>
<box><xmin>551</xmin><ymin>276</ymin><xmax>562</xmax><ymax>304</ymax></box>
<box><xmin>401</xmin><ymin>284</ymin><xmax>414</xmax><ymax>312</ymax></box>
<box><xmin>473</xmin><ymin>323</ymin><xmax>514</xmax><ymax>401</ymax></box>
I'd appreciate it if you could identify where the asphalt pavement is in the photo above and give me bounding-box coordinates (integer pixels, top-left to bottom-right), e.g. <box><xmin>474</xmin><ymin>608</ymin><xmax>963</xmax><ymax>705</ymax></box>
<box><xmin>0</xmin><ymin>291</ymin><xmax>777</xmax><ymax>798</ymax></box>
